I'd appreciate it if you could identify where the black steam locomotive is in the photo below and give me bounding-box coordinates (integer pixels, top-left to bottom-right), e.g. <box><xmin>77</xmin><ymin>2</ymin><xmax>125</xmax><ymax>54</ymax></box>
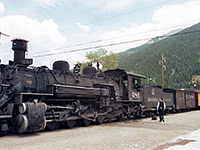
<box><xmin>0</xmin><ymin>39</ymin><xmax>198</xmax><ymax>135</ymax></box>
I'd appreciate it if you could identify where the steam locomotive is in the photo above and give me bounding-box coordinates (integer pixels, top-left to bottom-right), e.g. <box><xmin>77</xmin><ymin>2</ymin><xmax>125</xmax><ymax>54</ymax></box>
<box><xmin>0</xmin><ymin>39</ymin><xmax>199</xmax><ymax>135</ymax></box>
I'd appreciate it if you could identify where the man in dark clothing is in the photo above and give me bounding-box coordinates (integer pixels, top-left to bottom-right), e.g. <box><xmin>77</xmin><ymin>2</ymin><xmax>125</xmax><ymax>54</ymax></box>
<box><xmin>157</xmin><ymin>98</ymin><xmax>166</xmax><ymax>122</ymax></box>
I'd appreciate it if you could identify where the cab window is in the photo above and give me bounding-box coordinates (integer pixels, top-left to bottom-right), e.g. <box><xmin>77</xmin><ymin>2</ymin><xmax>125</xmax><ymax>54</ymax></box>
<box><xmin>133</xmin><ymin>78</ymin><xmax>141</xmax><ymax>89</ymax></box>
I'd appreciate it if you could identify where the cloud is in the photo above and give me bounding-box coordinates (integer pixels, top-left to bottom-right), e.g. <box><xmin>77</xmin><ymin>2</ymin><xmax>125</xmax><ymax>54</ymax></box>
<box><xmin>34</xmin><ymin>0</ymin><xmax>64</xmax><ymax>7</ymax></box>
<box><xmin>77</xmin><ymin>22</ymin><xmax>90</xmax><ymax>32</ymax></box>
<box><xmin>0</xmin><ymin>15</ymin><xmax>68</xmax><ymax>67</ymax></box>
<box><xmin>80</xmin><ymin>0</ymin><xmax>133</xmax><ymax>12</ymax></box>
<box><xmin>0</xmin><ymin>2</ymin><xmax>5</xmax><ymax>14</ymax></box>
<box><xmin>1</xmin><ymin>0</ymin><xmax>200</xmax><ymax>69</ymax></box>
<box><xmin>99</xmin><ymin>0</ymin><xmax>200</xmax><ymax>53</ymax></box>
<box><xmin>152</xmin><ymin>0</ymin><xmax>200</xmax><ymax>28</ymax></box>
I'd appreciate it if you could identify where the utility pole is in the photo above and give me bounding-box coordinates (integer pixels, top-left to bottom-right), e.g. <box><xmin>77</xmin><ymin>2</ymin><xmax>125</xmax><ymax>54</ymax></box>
<box><xmin>159</xmin><ymin>53</ymin><xmax>166</xmax><ymax>89</ymax></box>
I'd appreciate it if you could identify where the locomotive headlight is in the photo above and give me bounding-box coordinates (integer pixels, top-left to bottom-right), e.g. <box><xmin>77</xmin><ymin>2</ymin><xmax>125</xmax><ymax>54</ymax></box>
<box><xmin>18</xmin><ymin>103</ymin><xmax>27</xmax><ymax>114</ymax></box>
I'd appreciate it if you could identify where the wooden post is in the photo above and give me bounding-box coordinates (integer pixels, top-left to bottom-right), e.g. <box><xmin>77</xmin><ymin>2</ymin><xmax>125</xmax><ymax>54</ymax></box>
<box><xmin>159</xmin><ymin>53</ymin><xmax>166</xmax><ymax>89</ymax></box>
<box><xmin>162</xmin><ymin>53</ymin><xmax>164</xmax><ymax>89</ymax></box>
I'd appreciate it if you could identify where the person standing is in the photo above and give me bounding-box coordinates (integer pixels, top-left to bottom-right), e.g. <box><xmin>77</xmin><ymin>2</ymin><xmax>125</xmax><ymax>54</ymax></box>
<box><xmin>157</xmin><ymin>98</ymin><xmax>166</xmax><ymax>122</ymax></box>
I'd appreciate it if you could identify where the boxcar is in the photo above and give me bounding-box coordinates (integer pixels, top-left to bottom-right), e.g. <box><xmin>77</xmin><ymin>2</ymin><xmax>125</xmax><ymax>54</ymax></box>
<box><xmin>185</xmin><ymin>90</ymin><xmax>196</xmax><ymax>109</ymax></box>
<box><xmin>165</xmin><ymin>89</ymin><xmax>197</xmax><ymax>111</ymax></box>
<box><xmin>175</xmin><ymin>89</ymin><xmax>186</xmax><ymax>110</ymax></box>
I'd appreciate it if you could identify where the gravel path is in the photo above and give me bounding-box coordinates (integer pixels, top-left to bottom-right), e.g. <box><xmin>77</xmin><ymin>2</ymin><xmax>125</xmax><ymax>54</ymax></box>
<box><xmin>1</xmin><ymin>110</ymin><xmax>200</xmax><ymax>150</ymax></box>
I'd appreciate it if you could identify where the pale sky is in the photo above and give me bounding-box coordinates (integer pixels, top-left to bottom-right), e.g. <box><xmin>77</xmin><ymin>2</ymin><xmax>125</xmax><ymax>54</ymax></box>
<box><xmin>0</xmin><ymin>0</ymin><xmax>200</xmax><ymax>68</ymax></box>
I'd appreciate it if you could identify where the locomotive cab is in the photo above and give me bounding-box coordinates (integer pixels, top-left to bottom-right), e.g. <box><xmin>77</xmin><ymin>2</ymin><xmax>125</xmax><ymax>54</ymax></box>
<box><xmin>104</xmin><ymin>69</ymin><xmax>145</xmax><ymax>101</ymax></box>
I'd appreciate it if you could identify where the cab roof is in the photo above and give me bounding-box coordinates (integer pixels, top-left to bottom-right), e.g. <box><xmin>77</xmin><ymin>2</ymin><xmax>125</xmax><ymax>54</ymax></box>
<box><xmin>104</xmin><ymin>68</ymin><xmax>146</xmax><ymax>79</ymax></box>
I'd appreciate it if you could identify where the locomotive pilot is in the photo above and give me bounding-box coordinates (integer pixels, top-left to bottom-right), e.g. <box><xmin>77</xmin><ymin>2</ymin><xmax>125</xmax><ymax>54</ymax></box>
<box><xmin>157</xmin><ymin>98</ymin><xmax>166</xmax><ymax>122</ymax></box>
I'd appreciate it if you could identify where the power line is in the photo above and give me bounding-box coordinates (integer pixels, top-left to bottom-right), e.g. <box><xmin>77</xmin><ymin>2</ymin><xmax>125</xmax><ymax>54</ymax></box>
<box><xmin>32</xmin><ymin>2</ymin><xmax>95</xmax><ymax>21</ymax></box>
<box><xmin>55</xmin><ymin>8</ymin><xmax>95</xmax><ymax>23</ymax></box>
<box><xmin>32</xmin><ymin>29</ymin><xmax>200</xmax><ymax>58</ymax></box>
<box><xmin>0</xmin><ymin>32</ymin><xmax>10</xmax><ymax>37</ymax></box>
<box><xmin>3</xmin><ymin>0</ymin><xmax>177</xmax><ymax>44</ymax></box>
<box><xmin>0</xmin><ymin>7</ymin><xmax>95</xmax><ymax>41</ymax></box>
<box><xmin>0</xmin><ymin>32</ymin><xmax>10</xmax><ymax>41</ymax></box>
<box><xmin>32</xmin><ymin>37</ymin><xmax>153</xmax><ymax>58</ymax></box>
<box><xmin>30</xmin><ymin>24</ymin><xmax>187</xmax><ymax>55</ymax></box>
<box><xmin>60</xmin><ymin>0</ymin><xmax>175</xmax><ymax>32</ymax></box>
<box><xmin>28</xmin><ymin>0</ymin><xmax>176</xmax><ymax>42</ymax></box>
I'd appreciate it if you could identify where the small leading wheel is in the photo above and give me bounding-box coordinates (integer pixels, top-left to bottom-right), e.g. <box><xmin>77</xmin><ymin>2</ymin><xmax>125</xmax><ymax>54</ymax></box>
<box><xmin>66</xmin><ymin>120</ymin><xmax>76</xmax><ymax>128</ymax></box>
<box><xmin>118</xmin><ymin>113</ymin><xmax>125</xmax><ymax>121</ymax></box>
<box><xmin>46</xmin><ymin>122</ymin><xmax>57</xmax><ymax>131</ymax></box>
<box><xmin>15</xmin><ymin>114</ymin><xmax>28</xmax><ymax>133</ymax></box>
<box><xmin>82</xmin><ymin>119</ymin><xmax>91</xmax><ymax>126</ymax></box>
<box><xmin>135</xmin><ymin>106</ymin><xmax>141</xmax><ymax>119</ymax></box>
<box><xmin>97</xmin><ymin>115</ymin><xmax>105</xmax><ymax>124</ymax></box>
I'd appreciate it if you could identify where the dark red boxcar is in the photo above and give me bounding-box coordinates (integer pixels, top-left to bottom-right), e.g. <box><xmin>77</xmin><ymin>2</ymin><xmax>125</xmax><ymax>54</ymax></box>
<box><xmin>176</xmin><ymin>90</ymin><xmax>186</xmax><ymax>110</ymax></box>
<box><xmin>168</xmin><ymin>89</ymin><xmax>197</xmax><ymax>111</ymax></box>
<box><xmin>185</xmin><ymin>90</ymin><xmax>196</xmax><ymax>109</ymax></box>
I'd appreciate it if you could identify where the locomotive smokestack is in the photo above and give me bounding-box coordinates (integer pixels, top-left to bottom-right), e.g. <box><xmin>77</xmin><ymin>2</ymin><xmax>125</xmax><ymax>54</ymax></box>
<box><xmin>12</xmin><ymin>39</ymin><xmax>28</xmax><ymax>64</ymax></box>
<box><xmin>11</xmin><ymin>39</ymin><xmax>32</xmax><ymax>66</ymax></box>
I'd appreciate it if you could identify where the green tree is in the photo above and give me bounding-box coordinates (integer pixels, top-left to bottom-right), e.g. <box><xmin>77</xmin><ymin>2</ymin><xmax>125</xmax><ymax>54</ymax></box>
<box><xmin>79</xmin><ymin>48</ymin><xmax>118</xmax><ymax>71</ymax></box>
<box><xmin>86</xmin><ymin>48</ymin><xmax>108</xmax><ymax>63</ymax></box>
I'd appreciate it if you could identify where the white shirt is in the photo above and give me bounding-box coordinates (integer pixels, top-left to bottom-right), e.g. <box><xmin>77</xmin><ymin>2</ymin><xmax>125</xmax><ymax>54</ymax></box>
<box><xmin>157</xmin><ymin>101</ymin><xmax>166</xmax><ymax>110</ymax></box>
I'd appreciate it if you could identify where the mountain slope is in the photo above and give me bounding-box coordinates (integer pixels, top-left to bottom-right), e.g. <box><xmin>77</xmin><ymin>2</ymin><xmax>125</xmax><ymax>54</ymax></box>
<box><xmin>118</xmin><ymin>44</ymin><xmax>148</xmax><ymax>63</ymax></box>
<box><xmin>118</xmin><ymin>23</ymin><xmax>200</xmax><ymax>88</ymax></box>
<box><xmin>118</xmin><ymin>29</ymin><xmax>182</xmax><ymax>64</ymax></box>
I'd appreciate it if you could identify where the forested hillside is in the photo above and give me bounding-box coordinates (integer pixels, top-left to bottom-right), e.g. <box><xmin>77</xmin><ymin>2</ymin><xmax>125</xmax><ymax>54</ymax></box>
<box><xmin>118</xmin><ymin>23</ymin><xmax>200</xmax><ymax>88</ymax></box>
<box><xmin>118</xmin><ymin>44</ymin><xmax>149</xmax><ymax>63</ymax></box>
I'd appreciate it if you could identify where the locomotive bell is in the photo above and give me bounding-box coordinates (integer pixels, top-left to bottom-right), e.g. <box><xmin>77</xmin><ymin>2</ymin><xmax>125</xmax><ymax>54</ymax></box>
<box><xmin>11</xmin><ymin>39</ymin><xmax>33</xmax><ymax>66</ymax></box>
<box><xmin>83</xmin><ymin>66</ymin><xmax>97</xmax><ymax>75</ymax></box>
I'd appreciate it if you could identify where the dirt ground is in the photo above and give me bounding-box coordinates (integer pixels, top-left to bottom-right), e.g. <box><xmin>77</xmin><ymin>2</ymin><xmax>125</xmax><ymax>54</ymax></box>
<box><xmin>1</xmin><ymin>110</ymin><xmax>200</xmax><ymax>150</ymax></box>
